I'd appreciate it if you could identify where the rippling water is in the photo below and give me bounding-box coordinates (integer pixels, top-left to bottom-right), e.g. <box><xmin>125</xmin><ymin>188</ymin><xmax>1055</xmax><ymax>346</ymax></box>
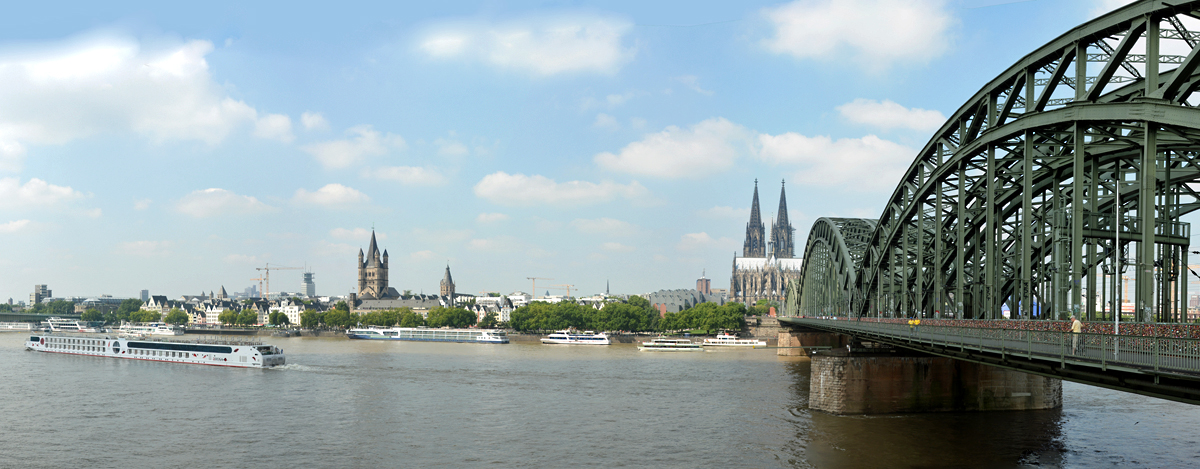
<box><xmin>2</xmin><ymin>333</ymin><xmax>1197</xmax><ymax>468</ymax></box>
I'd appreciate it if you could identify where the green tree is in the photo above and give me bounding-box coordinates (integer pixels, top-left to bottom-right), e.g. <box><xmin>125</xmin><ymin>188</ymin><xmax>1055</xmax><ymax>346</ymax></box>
<box><xmin>164</xmin><ymin>308</ymin><xmax>189</xmax><ymax>325</ymax></box>
<box><xmin>130</xmin><ymin>310</ymin><xmax>162</xmax><ymax>323</ymax></box>
<box><xmin>237</xmin><ymin>310</ymin><xmax>258</xmax><ymax>326</ymax></box>
<box><xmin>0</xmin><ymin>303</ymin><xmax>12</xmax><ymax>312</ymax></box>
<box><xmin>426</xmin><ymin>307</ymin><xmax>476</xmax><ymax>328</ymax></box>
<box><xmin>80</xmin><ymin>308</ymin><xmax>103</xmax><ymax>322</ymax></box>
<box><xmin>300</xmin><ymin>309</ymin><xmax>322</xmax><ymax>328</ymax></box>
<box><xmin>397</xmin><ymin>310</ymin><xmax>425</xmax><ymax>327</ymax></box>
<box><xmin>479</xmin><ymin>312</ymin><xmax>499</xmax><ymax>329</ymax></box>
<box><xmin>219</xmin><ymin>310</ymin><xmax>238</xmax><ymax>326</ymax></box>
<box><xmin>323</xmin><ymin>309</ymin><xmax>355</xmax><ymax>329</ymax></box>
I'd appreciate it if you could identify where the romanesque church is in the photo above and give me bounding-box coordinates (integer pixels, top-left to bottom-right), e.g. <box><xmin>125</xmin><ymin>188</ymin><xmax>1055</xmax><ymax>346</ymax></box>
<box><xmin>731</xmin><ymin>180</ymin><xmax>802</xmax><ymax>305</ymax></box>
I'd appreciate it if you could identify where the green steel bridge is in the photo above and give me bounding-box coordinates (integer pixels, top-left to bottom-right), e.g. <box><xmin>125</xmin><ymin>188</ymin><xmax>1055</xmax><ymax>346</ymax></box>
<box><xmin>782</xmin><ymin>1</ymin><xmax>1200</xmax><ymax>404</ymax></box>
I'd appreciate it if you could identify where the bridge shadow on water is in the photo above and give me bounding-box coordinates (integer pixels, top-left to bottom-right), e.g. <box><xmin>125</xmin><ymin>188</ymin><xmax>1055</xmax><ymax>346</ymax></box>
<box><xmin>778</xmin><ymin>359</ymin><xmax>1065</xmax><ymax>469</ymax></box>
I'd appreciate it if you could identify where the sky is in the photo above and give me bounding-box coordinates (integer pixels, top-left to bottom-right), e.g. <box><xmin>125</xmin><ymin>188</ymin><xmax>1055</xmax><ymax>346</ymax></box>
<box><xmin>0</xmin><ymin>0</ymin><xmax>1140</xmax><ymax>302</ymax></box>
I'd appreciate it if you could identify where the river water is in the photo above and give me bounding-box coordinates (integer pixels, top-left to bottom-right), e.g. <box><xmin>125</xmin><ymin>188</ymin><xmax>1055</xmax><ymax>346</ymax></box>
<box><xmin>1</xmin><ymin>333</ymin><xmax>1198</xmax><ymax>468</ymax></box>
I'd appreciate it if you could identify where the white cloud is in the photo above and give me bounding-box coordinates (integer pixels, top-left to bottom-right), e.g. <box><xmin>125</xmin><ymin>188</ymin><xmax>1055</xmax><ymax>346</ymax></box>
<box><xmin>301</xmin><ymin>111</ymin><xmax>330</xmax><ymax>131</ymax></box>
<box><xmin>677</xmin><ymin>232</ymin><xmax>738</xmax><ymax>251</ymax></box>
<box><xmin>367</xmin><ymin>166</ymin><xmax>447</xmax><ymax>186</ymax></box>
<box><xmin>253</xmin><ymin>113</ymin><xmax>294</xmax><ymax>143</ymax></box>
<box><xmin>593</xmin><ymin>113</ymin><xmax>619</xmax><ymax>130</ymax></box>
<box><xmin>435</xmin><ymin>138</ymin><xmax>469</xmax><ymax>156</ymax></box>
<box><xmin>477</xmin><ymin>212</ymin><xmax>509</xmax><ymax>223</ymax></box>
<box><xmin>0</xmin><ymin>34</ymin><xmax>289</xmax><ymax>171</ymax></box>
<box><xmin>762</xmin><ymin>0</ymin><xmax>954</xmax><ymax>69</ymax></box>
<box><xmin>292</xmin><ymin>183</ymin><xmax>371</xmax><ymax>206</ymax></box>
<box><xmin>758</xmin><ymin>132</ymin><xmax>914</xmax><ymax>187</ymax></box>
<box><xmin>133</xmin><ymin>198</ymin><xmax>151</xmax><ymax>210</ymax></box>
<box><xmin>1090</xmin><ymin>0</ymin><xmax>1135</xmax><ymax>18</ymax></box>
<box><xmin>594</xmin><ymin>117</ymin><xmax>755</xmax><ymax>178</ymax></box>
<box><xmin>175</xmin><ymin>188</ymin><xmax>272</xmax><ymax>218</ymax></box>
<box><xmin>571</xmin><ymin>217</ymin><xmax>635</xmax><ymax>236</ymax></box>
<box><xmin>837</xmin><ymin>99</ymin><xmax>945</xmax><ymax>132</ymax></box>
<box><xmin>0</xmin><ymin>219</ymin><xmax>30</xmax><ymax>233</ymax></box>
<box><xmin>420</xmin><ymin>14</ymin><xmax>635</xmax><ymax>75</ymax></box>
<box><xmin>411</xmin><ymin>250</ymin><xmax>435</xmax><ymax>260</ymax></box>
<box><xmin>601</xmin><ymin>241</ymin><xmax>634</xmax><ymax>253</ymax></box>
<box><xmin>676</xmin><ymin>75</ymin><xmax>713</xmax><ymax>96</ymax></box>
<box><xmin>0</xmin><ymin>177</ymin><xmax>86</xmax><ymax>209</ymax></box>
<box><xmin>116</xmin><ymin>240</ymin><xmax>172</xmax><ymax>257</ymax></box>
<box><xmin>301</xmin><ymin>125</ymin><xmax>406</xmax><ymax>169</ymax></box>
<box><xmin>331</xmin><ymin>227</ymin><xmax>385</xmax><ymax>241</ymax></box>
<box><xmin>474</xmin><ymin>171</ymin><xmax>648</xmax><ymax>206</ymax></box>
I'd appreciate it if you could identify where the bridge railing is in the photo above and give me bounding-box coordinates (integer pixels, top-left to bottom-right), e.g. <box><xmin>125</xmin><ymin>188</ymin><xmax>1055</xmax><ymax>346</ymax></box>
<box><xmin>792</xmin><ymin>319</ymin><xmax>1200</xmax><ymax>378</ymax></box>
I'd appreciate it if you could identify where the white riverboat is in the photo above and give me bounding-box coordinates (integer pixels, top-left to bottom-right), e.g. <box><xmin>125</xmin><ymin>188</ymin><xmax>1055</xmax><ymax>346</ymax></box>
<box><xmin>541</xmin><ymin>330</ymin><xmax>610</xmax><ymax>345</ymax></box>
<box><xmin>44</xmin><ymin>317</ymin><xmax>105</xmax><ymax>333</ymax></box>
<box><xmin>118</xmin><ymin>322</ymin><xmax>184</xmax><ymax>338</ymax></box>
<box><xmin>0</xmin><ymin>322</ymin><xmax>35</xmax><ymax>332</ymax></box>
<box><xmin>702</xmin><ymin>333</ymin><xmax>767</xmax><ymax>347</ymax></box>
<box><xmin>346</xmin><ymin>327</ymin><xmax>509</xmax><ymax>344</ymax></box>
<box><xmin>638</xmin><ymin>337</ymin><xmax>704</xmax><ymax>352</ymax></box>
<box><xmin>24</xmin><ymin>334</ymin><xmax>285</xmax><ymax>368</ymax></box>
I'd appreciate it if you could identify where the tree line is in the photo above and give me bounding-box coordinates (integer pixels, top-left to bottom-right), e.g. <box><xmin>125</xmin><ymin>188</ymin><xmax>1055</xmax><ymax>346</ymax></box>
<box><xmin>296</xmin><ymin>303</ymin><xmax>479</xmax><ymax>329</ymax></box>
<box><xmin>506</xmin><ymin>296</ymin><xmax>748</xmax><ymax>333</ymax></box>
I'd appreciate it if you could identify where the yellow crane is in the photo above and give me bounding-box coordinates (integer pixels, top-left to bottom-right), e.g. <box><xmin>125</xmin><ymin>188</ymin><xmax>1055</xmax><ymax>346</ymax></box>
<box><xmin>527</xmin><ymin>277</ymin><xmax>552</xmax><ymax>299</ymax></box>
<box><xmin>547</xmin><ymin>284</ymin><xmax>576</xmax><ymax>298</ymax></box>
<box><xmin>256</xmin><ymin>263</ymin><xmax>304</xmax><ymax>301</ymax></box>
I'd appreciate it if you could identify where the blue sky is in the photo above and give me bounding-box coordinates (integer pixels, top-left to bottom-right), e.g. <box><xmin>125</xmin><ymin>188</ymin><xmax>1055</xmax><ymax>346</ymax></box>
<box><xmin>0</xmin><ymin>0</ymin><xmax>1133</xmax><ymax>301</ymax></box>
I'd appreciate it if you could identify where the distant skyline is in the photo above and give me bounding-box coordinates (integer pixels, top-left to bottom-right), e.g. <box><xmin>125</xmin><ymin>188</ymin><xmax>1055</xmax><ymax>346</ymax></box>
<box><xmin>0</xmin><ymin>0</ymin><xmax>1150</xmax><ymax>301</ymax></box>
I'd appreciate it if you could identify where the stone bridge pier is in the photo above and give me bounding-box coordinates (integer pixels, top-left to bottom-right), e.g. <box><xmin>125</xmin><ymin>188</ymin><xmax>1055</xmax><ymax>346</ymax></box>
<box><xmin>780</xmin><ymin>328</ymin><xmax>1062</xmax><ymax>414</ymax></box>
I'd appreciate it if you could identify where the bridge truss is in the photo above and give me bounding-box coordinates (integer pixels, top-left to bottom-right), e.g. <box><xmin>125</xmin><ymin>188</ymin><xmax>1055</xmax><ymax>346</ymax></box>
<box><xmin>796</xmin><ymin>1</ymin><xmax>1200</xmax><ymax>322</ymax></box>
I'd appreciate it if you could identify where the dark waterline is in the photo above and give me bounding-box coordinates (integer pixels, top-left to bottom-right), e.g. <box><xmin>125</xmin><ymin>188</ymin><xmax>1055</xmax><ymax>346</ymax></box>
<box><xmin>1</xmin><ymin>334</ymin><xmax>1197</xmax><ymax>468</ymax></box>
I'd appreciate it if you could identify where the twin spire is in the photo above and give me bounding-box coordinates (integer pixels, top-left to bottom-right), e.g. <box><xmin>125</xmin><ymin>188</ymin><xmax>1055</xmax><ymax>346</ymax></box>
<box><xmin>743</xmin><ymin>179</ymin><xmax>793</xmax><ymax>258</ymax></box>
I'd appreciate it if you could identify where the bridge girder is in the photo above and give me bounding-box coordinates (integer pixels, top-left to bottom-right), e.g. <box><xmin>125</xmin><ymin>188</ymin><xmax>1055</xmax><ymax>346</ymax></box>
<box><xmin>795</xmin><ymin>1</ymin><xmax>1200</xmax><ymax>322</ymax></box>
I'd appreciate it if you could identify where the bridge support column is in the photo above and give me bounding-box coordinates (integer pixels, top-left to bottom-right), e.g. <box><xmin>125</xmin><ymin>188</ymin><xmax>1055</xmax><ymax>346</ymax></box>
<box><xmin>776</xmin><ymin>330</ymin><xmax>848</xmax><ymax>357</ymax></box>
<box><xmin>809</xmin><ymin>350</ymin><xmax>1062</xmax><ymax>414</ymax></box>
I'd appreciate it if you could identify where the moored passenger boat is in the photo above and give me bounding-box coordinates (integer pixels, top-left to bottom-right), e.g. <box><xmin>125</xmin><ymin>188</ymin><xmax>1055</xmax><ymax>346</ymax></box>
<box><xmin>24</xmin><ymin>334</ymin><xmax>285</xmax><ymax>368</ymax></box>
<box><xmin>541</xmin><ymin>330</ymin><xmax>610</xmax><ymax>345</ymax></box>
<box><xmin>638</xmin><ymin>337</ymin><xmax>704</xmax><ymax>352</ymax></box>
<box><xmin>702</xmin><ymin>333</ymin><xmax>767</xmax><ymax>347</ymax></box>
<box><xmin>118</xmin><ymin>322</ymin><xmax>184</xmax><ymax>338</ymax></box>
<box><xmin>346</xmin><ymin>327</ymin><xmax>508</xmax><ymax>344</ymax></box>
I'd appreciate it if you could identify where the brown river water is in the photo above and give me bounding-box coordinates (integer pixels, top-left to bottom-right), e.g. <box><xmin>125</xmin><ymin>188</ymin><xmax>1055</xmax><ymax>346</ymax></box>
<box><xmin>1</xmin><ymin>333</ymin><xmax>1197</xmax><ymax>468</ymax></box>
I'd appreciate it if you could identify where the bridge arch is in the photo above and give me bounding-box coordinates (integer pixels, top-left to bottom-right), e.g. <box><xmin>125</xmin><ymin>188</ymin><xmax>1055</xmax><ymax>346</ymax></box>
<box><xmin>796</xmin><ymin>1</ymin><xmax>1200</xmax><ymax>322</ymax></box>
<box><xmin>792</xmin><ymin>218</ymin><xmax>876</xmax><ymax>316</ymax></box>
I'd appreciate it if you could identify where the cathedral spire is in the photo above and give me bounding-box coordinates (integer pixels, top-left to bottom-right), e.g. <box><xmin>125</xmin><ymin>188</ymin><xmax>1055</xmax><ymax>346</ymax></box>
<box><xmin>770</xmin><ymin>179</ymin><xmax>794</xmax><ymax>258</ymax></box>
<box><xmin>366</xmin><ymin>230</ymin><xmax>380</xmax><ymax>267</ymax></box>
<box><xmin>743</xmin><ymin>179</ymin><xmax>766</xmax><ymax>257</ymax></box>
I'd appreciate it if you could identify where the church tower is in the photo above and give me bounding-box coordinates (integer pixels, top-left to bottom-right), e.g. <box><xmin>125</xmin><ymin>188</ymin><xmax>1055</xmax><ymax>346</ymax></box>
<box><xmin>357</xmin><ymin>230</ymin><xmax>389</xmax><ymax>299</ymax></box>
<box><xmin>440</xmin><ymin>264</ymin><xmax>456</xmax><ymax>307</ymax></box>
<box><xmin>769</xmin><ymin>180</ymin><xmax>794</xmax><ymax>258</ymax></box>
<box><xmin>743</xmin><ymin>180</ymin><xmax>766</xmax><ymax>257</ymax></box>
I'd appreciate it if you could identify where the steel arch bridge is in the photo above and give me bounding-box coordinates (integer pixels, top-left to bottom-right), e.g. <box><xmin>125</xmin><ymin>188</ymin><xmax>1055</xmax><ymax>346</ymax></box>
<box><xmin>793</xmin><ymin>0</ymin><xmax>1200</xmax><ymax>323</ymax></box>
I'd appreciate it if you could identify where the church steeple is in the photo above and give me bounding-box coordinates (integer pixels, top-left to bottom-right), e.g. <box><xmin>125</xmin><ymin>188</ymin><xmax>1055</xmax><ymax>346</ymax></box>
<box><xmin>440</xmin><ymin>264</ymin><xmax>456</xmax><ymax>306</ymax></box>
<box><xmin>743</xmin><ymin>179</ymin><xmax>766</xmax><ymax>257</ymax></box>
<box><xmin>770</xmin><ymin>179</ymin><xmax>794</xmax><ymax>258</ymax></box>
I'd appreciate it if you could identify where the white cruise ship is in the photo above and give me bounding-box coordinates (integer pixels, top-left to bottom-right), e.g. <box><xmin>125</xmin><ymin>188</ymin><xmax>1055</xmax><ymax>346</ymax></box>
<box><xmin>638</xmin><ymin>337</ymin><xmax>704</xmax><ymax>352</ymax></box>
<box><xmin>702</xmin><ymin>333</ymin><xmax>767</xmax><ymax>347</ymax></box>
<box><xmin>25</xmin><ymin>334</ymin><xmax>285</xmax><ymax>368</ymax></box>
<box><xmin>541</xmin><ymin>330</ymin><xmax>610</xmax><ymax>345</ymax></box>
<box><xmin>346</xmin><ymin>327</ymin><xmax>508</xmax><ymax>344</ymax></box>
<box><xmin>118</xmin><ymin>322</ymin><xmax>184</xmax><ymax>338</ymax></box>
<box><xmin>44</xmin><ymin>317</ymin><xmax>105</xmax><ymax>333</ymax></box>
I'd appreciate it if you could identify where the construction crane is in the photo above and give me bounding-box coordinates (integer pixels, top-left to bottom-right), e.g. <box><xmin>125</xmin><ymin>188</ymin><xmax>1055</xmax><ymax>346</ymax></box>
<box><xmin>527</xmin><ymin>277</ymin><xmax>552</xmax><ymax>299</ymax></box>
<box><xmin>548</xmin><ymin>284</ymin><xmax>576</xmax><ymax>298</ymax></box>
<box><xmin>250</xmin><ymin>276</ymin><xmax>265</xmax><ymax>300</ymax></box>
<box><xmin>256</xmin><ymin>263</ymin><xmax>303</xmax><ymax>301</ymax></box>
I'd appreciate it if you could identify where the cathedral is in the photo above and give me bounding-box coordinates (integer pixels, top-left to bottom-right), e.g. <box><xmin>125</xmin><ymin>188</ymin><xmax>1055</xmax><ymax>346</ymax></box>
<box><xmin>731</xmin><ymin>180</ymin><xmax>803</xmax><ymax>305</ymax></box>
<box><xmin>357</xmin><ymin>230</ymin><xmax>396</xmax><ymax>299</ymax></box>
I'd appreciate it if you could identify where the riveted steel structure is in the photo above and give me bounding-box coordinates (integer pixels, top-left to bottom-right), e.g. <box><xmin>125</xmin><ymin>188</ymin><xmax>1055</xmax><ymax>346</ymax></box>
<box><xmin>795</xmin><ymin>1</ymin><xmax>1200</xmax><ymax>323</ymax></box>
<box><xmin>791</xmin><ymin>218</ymin><xmax>877</xmax><ymax>317</ymax></box>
